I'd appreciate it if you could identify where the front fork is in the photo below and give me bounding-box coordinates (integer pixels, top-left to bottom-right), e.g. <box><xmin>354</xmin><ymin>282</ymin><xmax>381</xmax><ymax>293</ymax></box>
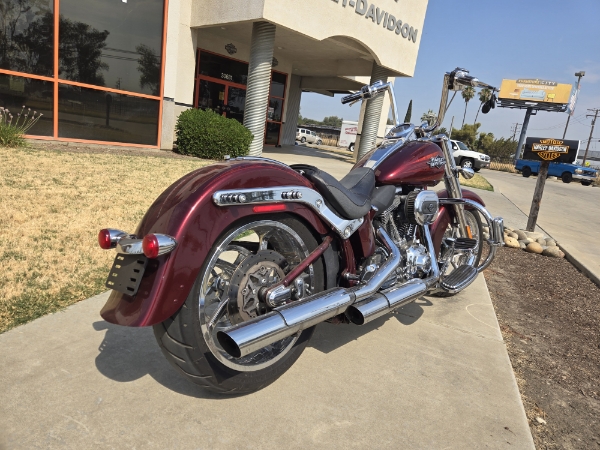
<box><xmin>439</xmin><ymin>136</ymin><xmax>469</xmax><ymax>237</ymax></box>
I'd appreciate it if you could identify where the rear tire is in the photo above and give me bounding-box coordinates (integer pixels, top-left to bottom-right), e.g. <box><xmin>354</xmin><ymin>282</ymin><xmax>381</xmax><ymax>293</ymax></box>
<box><xmin>561</xmin><ymin>172</ymin><xmax>573</xmax><ymax>183</ymax></box>
<box><xmin>348</xmin><ymin>143</ymin><xmax>355</xmax><ymax>152</ymax></box>
<box><xmin>153</xmin><ymin>215</ymin><xmax>325</xmax><ymax>394</ymax></box>
<box><xmin>522</xmin><ymin>166</ymin><xmax>532</xmax><ymax>177</ymax></box>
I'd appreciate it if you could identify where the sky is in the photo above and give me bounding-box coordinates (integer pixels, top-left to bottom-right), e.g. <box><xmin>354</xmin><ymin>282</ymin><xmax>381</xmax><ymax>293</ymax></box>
<box><xmin>299</xmin><ymin>0</ymin><xmax>600</xmax><ymax>152</ymax></box>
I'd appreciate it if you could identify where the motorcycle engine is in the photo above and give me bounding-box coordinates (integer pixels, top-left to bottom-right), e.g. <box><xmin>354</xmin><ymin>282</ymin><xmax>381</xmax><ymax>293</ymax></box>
<box><xmin>377</xmin><ymin>191</ymin><xmax>434</xmax><ymax>281</ymax></box>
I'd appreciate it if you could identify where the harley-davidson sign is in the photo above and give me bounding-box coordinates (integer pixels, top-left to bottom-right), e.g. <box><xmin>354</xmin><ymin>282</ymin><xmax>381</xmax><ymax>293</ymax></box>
<box><xmin>523</xmin><ymin>137</ymin><xmax>580</xmax><ymax>163</ymax></box>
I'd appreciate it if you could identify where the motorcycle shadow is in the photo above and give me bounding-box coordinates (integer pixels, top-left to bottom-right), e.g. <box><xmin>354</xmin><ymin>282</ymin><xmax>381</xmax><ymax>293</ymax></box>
<box><xmin>92</xmin><ymin>321</ymin><xmax>225</xmax><ymax>399</ymax></box>
<box><xmin>309</xmin><ymin>297</ymin><xmax>432</xmax><ymax>354</ymax></box>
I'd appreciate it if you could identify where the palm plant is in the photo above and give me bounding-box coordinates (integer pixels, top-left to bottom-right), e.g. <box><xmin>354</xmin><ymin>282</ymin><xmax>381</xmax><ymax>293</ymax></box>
<box><xmin>420</xmin><ymin>109</ymin><xmax>437</xmax><ymax>126</ymax></box>
<box><xmin>473</xmin><ymin>88</ymin><xmax>492</xmax><ymax>125</ymax></box>
<box><xmin>461</xmin><ymin>86</ymin><xmax>475</xmax><ymax>127</ymax></box>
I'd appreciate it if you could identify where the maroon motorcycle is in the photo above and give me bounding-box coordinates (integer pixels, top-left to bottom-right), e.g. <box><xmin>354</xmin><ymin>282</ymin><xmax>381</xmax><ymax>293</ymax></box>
<box><xmin>98</xmin><ymin>68</ymin><xmax>504</xmax><ymax>394</ymax></box>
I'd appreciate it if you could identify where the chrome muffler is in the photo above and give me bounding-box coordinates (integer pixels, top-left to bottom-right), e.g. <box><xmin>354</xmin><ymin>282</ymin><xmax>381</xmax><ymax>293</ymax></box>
<box><xmin>217</xmin><ymin>228</ymin><xmax>401</xmax><ymax>359</ymax></box>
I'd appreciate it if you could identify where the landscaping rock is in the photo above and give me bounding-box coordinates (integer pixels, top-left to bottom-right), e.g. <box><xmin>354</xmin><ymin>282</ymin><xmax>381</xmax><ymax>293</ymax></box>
<box><xmin>523</xmin><ymin>231</ymin><xmax>545</xmax><ymax>240</ymax></box>
<box><xmin>536</xmin><ymin>238</ymin><xmax>546</xmax><ymax>245</ymax></box>
<box><xmin>546</xmin><ymin>239</ymin><xmax>557</xmax><ymax>247</ymax></box>
<box><xmin>525</xmin><ymin>238</ymin><xmax>534</xmax><ymax>244</ymax></box>
<box><xmin>483</xmin><ymin>232</ymin><xmax>490</xmax><ymax>240</ymax></box>
<box><xmin>508</xmin><ymin>232</ymin><xmax>519</xmax><ymax>239</ymax></box>
<box><xmin>504</xmin><ymin>236</ymin><xmax>521</xmax><ymax>248</ymax></box>
<box><xmin>515</xmin><ymin>230</ymin><xmax>528</xmax><ymax>240</ymax></box>
<box><xmin>519</xmin><ymin>241</ymin><xmax>526</xmax><ymax>249</ymax></box>
<box><xmin>525</xmin><ymin>242</ymin><xmax>544</xmax><ymax>254</ymax></box>
<box><xmin>542</xmin><ymin>247</ymin><xmax>564</xmax><ymax>258</ymax></box>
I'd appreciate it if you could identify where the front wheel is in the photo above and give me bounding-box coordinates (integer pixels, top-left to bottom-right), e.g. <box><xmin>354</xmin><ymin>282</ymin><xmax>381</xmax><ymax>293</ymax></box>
<box><xmin>316</xmin><ymin>139</ymin><xmax>322</xmax><ymax>145</ymax></box>
<box><xmin>153</xmin><ymin>215</ymin><xmax>325</xmax><ymax>394</ymax></box>
<box><xmin>461</xmin><ymin>158</ymin><xmax>474</xmax><ymax>170</ymax></box>
<box><xmin>581</xmin><ymin>181</ymin><xmax>592</xmax><ymax>186</ymax></box>
<box><xmin>300</xmin><ymin>137</ymin><xmax>306</xmax><ymax>143</ymax></box>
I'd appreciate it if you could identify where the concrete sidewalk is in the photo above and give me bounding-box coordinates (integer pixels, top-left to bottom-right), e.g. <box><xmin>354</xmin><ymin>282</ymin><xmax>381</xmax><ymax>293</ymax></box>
<box><xmin>0</xmin><ymin>146</ymin><xmax>534</xmax><ymax>449</ymax></box>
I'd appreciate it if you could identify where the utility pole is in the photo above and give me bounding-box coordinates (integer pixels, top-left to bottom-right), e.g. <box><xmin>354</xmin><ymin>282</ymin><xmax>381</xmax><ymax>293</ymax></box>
<box><xmin>563</xmin><ymin>71</ymin><xmax>585</xmax><ymax>139</ymax></box>
<box><xmin>510</xmin><ymin>123</ymin><xmax>521</xmax><ymax>140</ymax></box>
<box><xmin>582</xmin><ymin>108</ymin><xmax>599</xmax><ymax>165</ymax></box>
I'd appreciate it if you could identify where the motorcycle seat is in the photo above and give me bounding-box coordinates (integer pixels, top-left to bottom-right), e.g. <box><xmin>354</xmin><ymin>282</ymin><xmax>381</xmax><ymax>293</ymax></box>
<box><xmin>291</xmin><ymin>165</ymin><xmax>375</xmax><ymax>220</ymax></box>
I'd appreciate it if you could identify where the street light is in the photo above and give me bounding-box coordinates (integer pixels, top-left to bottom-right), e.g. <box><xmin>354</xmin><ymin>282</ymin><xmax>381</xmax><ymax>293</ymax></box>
<box><xmin>562</xmin><ymin>71</ymin><xmax>585</xmax><ymax>139</ymax></box>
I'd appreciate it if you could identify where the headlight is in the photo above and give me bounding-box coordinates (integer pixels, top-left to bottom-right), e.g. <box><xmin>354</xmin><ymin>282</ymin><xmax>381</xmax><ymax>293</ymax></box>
<box><xmin>575</xmin><ymin>169</ymin><xmax>583</xmax><ymax>174</ymax></box>
<box><xmin>478</xmin><ymin>155</ymin><xmax>486</xmax><ymax>160</ymax></box>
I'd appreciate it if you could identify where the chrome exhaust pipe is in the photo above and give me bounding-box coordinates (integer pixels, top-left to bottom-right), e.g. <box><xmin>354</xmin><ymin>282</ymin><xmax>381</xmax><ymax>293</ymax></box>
<box><xmin>345</xmin><ymin>280</ymin><xmax>428</xmax><ymax>325</ymax></box>
<box><xmin>217</xmin><ymin>228</ymin><xmax>401</xmax><ymax>358</ymax></box>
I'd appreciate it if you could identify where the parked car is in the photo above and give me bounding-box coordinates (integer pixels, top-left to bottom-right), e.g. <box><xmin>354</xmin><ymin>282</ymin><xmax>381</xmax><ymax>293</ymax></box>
<box><xmin>515</xmin><ymin>159</ymin><xmax>598</xmax><ymax>185</ymax></box>
<box><xmin>296</xmin><ymin>128</ymin><xmax>323</xmax><ymax>145</ymax></box>
<box><xmin>449</xmin><ymin>140</ymin><xmax>490</xmax><ymax>172</ymax></box>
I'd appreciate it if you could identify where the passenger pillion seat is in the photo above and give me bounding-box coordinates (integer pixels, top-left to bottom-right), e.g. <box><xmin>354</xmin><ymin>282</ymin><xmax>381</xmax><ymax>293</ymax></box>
<box><xmin>291</xmin><ymin>165</ymin><xmax>393</xmax><ymax>220</ymax></box>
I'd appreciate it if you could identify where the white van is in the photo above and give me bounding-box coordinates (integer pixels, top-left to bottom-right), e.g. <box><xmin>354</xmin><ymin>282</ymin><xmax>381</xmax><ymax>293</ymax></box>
<box><xmin>296</xmin><ymin>128</ymin><xmax>322</xmax><ymax>145</ymax></box>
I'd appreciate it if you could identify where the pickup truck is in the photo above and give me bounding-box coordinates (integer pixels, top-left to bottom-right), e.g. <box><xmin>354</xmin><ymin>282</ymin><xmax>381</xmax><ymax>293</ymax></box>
<box><xmin>449</xmin><ymin>140</ymin><xmax>490</xmax><ymax>172</ymax></box>
<box><xmin>515</xmin><ymin>159</ymin><xmax>598</xmax><ymax>186</ymax></box>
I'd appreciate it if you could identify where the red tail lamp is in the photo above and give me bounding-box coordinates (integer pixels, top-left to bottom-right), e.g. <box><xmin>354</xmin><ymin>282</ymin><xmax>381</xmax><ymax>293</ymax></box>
<box><xmin>98</xmin><ymin>228</ymin><xmax>127</xmax><ymax>249</ymax></box>
<box><xmin>142</xmin><ymin>233</ymin><xmax>178</xmax><ymax>259</ymax></box>
<box><xmin>252</xmin><ymin>204</ymin><xmax>287</xmax><ymax>213</ymax></box>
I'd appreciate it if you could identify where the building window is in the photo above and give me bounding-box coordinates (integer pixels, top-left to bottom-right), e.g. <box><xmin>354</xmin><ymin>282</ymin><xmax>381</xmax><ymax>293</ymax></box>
<box><xmin>0</xmin><ymin>0</ymin><xmax>166</xmax><ymax>146</ymax></box>
<box><xmin>194</xmin><ymin>49</ymin><xmax>287</xmax><ymax>146</ymax></box>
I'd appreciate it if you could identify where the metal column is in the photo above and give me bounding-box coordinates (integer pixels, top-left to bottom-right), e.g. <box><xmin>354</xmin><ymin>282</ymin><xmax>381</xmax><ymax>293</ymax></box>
<box><xmin>244</xmin><ymin>21</ymin><xmax>276</xmax><ymax>156</ymax></box>
<box><xmin>513</xmin><ymin>107</ymin><xmax>533</xmax><ymax>163</ymax></box>
<box><xmin>357</xmin><ymin>62</ymin><xmax>388</xmax><ymax>160</ymax></box>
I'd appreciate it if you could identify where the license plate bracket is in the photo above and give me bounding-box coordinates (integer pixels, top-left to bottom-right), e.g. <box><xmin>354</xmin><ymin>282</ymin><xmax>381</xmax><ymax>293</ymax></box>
<box><xmin>105</xmin><ymin>253</ymin><xmax>148</xmax><ymax>296</ymax></box>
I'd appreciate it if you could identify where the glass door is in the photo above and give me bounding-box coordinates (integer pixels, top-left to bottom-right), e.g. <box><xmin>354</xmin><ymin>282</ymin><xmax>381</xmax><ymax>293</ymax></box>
<box><xmin>196</xmin><ymin>79</ymin><xmax>226</xmax><ymax>115</ymax></box>
<box><xmin>226</xmin><ymin>87</ymin><xmax>246</xmax><ymax>123</ymax></box>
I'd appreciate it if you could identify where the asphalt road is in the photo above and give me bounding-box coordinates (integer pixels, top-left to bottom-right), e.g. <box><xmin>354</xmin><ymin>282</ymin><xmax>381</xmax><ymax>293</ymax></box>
<box><xmin>481</xmin><ymin>169</ymin><xmax>600</xmax><ymax>283</ymax></box>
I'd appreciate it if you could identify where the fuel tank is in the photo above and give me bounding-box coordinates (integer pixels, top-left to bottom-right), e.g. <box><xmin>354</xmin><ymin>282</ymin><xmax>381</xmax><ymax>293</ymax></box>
<box><xmin>354</xmin><ymin>140</ymin><xmax>445</xmax><ymax>187</ymax></box>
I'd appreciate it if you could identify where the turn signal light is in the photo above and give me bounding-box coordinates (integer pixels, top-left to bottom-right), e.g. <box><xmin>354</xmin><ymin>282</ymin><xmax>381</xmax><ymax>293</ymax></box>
<box><xmin>142</xmin><ymin>233</ymin><xmax>177</xmax><ymax>259</ymax></box>
<box><xmin>98</xmin><ymin>228</ymin><xmax>127</xmax><ymax>249</ymax></box>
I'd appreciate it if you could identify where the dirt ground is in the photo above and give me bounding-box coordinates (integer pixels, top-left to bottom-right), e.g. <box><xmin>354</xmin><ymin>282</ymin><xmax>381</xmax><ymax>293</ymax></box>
<box><xmin>484</xmin><ymin>247</ymin><xmax>600</xmax><ymax>449</ymax></box>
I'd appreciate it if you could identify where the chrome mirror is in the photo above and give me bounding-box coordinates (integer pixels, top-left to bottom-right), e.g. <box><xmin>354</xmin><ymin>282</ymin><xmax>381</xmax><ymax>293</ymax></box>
<box><xmin>458</xmin><ymin>167</ymin><xmax>475</xmax><ymax>179</ymax></box>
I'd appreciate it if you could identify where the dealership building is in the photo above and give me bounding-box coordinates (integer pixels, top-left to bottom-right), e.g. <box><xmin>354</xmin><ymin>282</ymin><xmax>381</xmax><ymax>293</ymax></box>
<box><xmin>0</xmin><ymin>0</ymin><xmax>428</xmax><ymax>155</ymax></box>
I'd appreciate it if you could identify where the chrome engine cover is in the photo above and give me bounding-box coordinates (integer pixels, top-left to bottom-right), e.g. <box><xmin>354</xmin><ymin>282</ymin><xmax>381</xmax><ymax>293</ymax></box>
<box><xmin>405</xmin><ymin>243</ymin><xmax>432</xmax><ymax>277</ymax></box>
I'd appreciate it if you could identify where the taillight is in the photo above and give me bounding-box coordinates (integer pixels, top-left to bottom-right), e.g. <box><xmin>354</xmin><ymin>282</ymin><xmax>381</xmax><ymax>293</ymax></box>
<box><xmin>142</xmin><ymin>234</ymin><xmax>160</xmax><ymax>259</ymax></box>
<box><xmin>98</xmin><ymin>228</ymin><xmax>127</xmax><ymax>249</ymax></box>
<box><xmin>142</xmin><ymin>233</ymin><xmax>177</xmax><ymax>259</ymax></box>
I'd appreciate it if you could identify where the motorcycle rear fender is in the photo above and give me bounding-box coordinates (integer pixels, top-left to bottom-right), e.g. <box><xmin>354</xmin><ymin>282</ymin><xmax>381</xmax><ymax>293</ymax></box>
<box><xmin>430</xmin><ymin>189</ymin><xmax>486</xmax><ymax>255</ymax></box>
<box><xmin>100</xmin><ymin>160</ymin><xmax>330</xmax><ymax>327</ymax></box>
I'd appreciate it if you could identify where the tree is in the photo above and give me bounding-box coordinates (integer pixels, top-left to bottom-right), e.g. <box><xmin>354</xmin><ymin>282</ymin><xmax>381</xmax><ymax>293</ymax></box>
<box><xmin>136</xmin><ymin>44</ymin><xmax>160</xmax><ymax>95</ymax></box>
<box><xmin>386</xmin><ymin>117</ymin><xmax>394</xmax><ymax>125</ymax></box>
<box><xmin>474</xmin><ymin>88</ymin><xmax>492</xmax><ymax>125</ymax></box>
<box><xmin>404</xmin><ymin>99</ymin><xmax>412</xmax><ymax>123</ymax></box>
<box><xmin>321</xmin><ymin>115</ymin><xmax>343</xmax><ymax>128</ymax></box>
<box><xmin>451</xmin><ymin>123</ymin><xmax>480</xmax><ymax>150</ymax></box>
<box><xmin>461</xmin><ymin>86</ymin><xmax>475</xmax><ymax>127</ymax></box>
<box><xmin>420</xmin><ymin>109</ymin><xmax>437</xmax><ymax>126</ymax></box>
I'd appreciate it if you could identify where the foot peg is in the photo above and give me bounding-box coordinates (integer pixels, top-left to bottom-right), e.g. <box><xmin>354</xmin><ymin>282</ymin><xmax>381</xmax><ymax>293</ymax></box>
<box><xmin>454</xmin><ymin>237</ymin><xmax>478</xmax><ymax>250</ymax></box>
<box><xmin>440</xmin><ymin>265</ymin><xmax>478</xmax><ymax>294</ymax></box>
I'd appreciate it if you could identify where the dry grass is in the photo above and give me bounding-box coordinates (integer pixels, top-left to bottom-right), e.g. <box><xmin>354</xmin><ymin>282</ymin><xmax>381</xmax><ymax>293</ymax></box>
<box><xmin>489</xmin><ymin>160</ymin><xmax>517</xmax><ymax>173</ymax></box>
<box><xmin>0</xmin><ymin>146</ymin><xmax>211</xmax><ymax>333</ymax></box>
<box><xmin>459</xmin><ymin>173</ymin><xmax>494</xmax><ymax>191</ymax></box>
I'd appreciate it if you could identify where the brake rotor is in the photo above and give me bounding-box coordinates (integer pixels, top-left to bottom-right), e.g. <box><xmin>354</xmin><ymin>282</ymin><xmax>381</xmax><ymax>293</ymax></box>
<box><xmin>227</xmin><ymin>250</ymin><xmax>288</xmax><ymax>325</ymax></box>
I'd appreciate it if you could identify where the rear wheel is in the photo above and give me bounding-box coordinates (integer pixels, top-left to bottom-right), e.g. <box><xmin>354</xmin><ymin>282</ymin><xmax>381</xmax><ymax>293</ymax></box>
<box><xmin>434</xmin><ymin>209</ymin><xmax>484</xmax><ymax>297</ymax></box>
<box><xmin>561</xmin><ymin>172</ymin><xmax>573</xmax><ymax>183</ymax></box>
<box><xmin>348</xmin><ymin>143</ymin><xmax>355</xmax><ymax>152</ymax></box>
<box><xmin>522</xmin><ymin>166</ymin><xmax>532</xmax><ymax>177</ymax></box>
<box><xmin>153</xmin><ymin>215</ymin><xmax>325</xmax><ymax>394</ymax></box>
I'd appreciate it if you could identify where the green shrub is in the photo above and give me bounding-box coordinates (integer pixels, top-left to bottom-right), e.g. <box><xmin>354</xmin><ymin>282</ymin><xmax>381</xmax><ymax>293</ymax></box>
<box><xmin>175</xmin><ymin>108</ymin><xmax>252</xmax><ymax>159</ymax></box>
<box><xmin>0</xmin><ymin>122</ymin><xmax>25</xmax><ymax>147</ymax></box>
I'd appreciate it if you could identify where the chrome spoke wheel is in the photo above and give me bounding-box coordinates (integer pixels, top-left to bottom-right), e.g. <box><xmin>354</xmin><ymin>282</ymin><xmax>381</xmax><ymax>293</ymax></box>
<box><xmin>199</xmin><ymin>220</ymin><xmax>314</xmax><ymax>372</ymax></box>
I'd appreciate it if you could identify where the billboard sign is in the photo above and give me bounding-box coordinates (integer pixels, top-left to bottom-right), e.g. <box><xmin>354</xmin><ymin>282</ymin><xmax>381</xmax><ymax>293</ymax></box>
<box><xmin>499</xmin><ymin>79</ymin><xmax>573</xmax><ymax>105</ymax></box>
<box><xmin>522</xmin><ymin>137</ymin><xmax>580</xmax><ymax>163</ymax></box>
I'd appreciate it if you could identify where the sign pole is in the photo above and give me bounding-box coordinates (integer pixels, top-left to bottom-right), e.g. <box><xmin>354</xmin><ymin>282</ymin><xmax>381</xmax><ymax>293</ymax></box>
<box><xmin>526</xmin><ymin>160</ymin><xmax>550</xmax><ymax>232</ymax></box>
<box><xmin>514</xmin><ymin>107</ymin><xmax>533</xmax><ymax>164</ymax></box>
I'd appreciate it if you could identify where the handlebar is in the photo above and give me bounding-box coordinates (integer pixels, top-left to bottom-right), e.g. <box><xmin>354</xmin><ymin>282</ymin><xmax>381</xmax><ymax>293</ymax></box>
<box><xmin>341</xmin><ymin>91</ymin><xmax>362</xmax><ymax>105</ymax></box>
